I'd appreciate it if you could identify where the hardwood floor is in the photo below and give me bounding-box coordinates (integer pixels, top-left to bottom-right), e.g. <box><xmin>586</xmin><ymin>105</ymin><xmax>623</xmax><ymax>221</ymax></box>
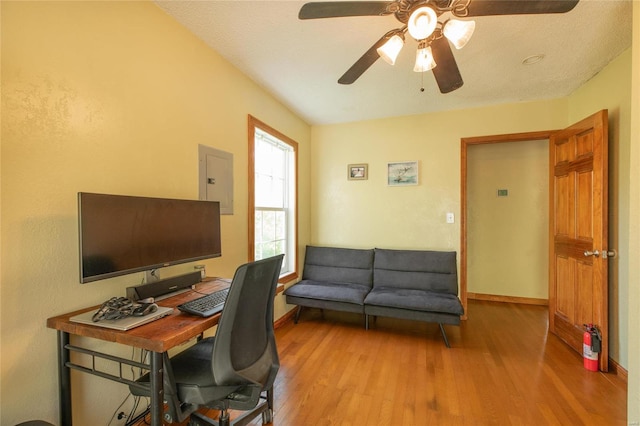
<box><xmin>142</xmin><ymin>300</ymin><xmax>627</xmax><ymax>425</ymax></box>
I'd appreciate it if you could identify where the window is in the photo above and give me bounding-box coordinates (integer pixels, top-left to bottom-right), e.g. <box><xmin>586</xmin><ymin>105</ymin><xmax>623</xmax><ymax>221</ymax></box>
<box><xmin>248</xmin><ymin>115</ymin><xmax>298</xmax><ymax>282</ymax></box>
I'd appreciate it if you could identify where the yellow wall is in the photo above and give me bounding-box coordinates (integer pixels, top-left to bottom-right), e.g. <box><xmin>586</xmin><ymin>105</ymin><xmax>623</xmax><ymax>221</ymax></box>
<box><xmin>311</xmin><ymin>46</ymin><xmax>635</xmax><ymax>414</ymax></box>
<box><xmin>311</xmin><ymin>101</ymin><xmax>567</xmax><ymax>250</ymax></box>
<box><xmin>627</xmin><ymin>2</ymin><xmax>640</xmax><ymax>422</ymax></box>
<box><xmin>0</xmin><ymin>2</ymin><xmax>310</xmax><ymax>424</ymax></box>
<box><xmin>2</xmin><ymin>0</ymin><xmax>639</xmax><ymax>424</ymax></box>
<box><xmin>567</xmin><ymin>48</ymin><xmax>632</xmax><ymax>370</ymax></box>
<box><xmin>467</xmin><ymin>139</ymin><xmax>549</xmax><ymax>300</ymax></box>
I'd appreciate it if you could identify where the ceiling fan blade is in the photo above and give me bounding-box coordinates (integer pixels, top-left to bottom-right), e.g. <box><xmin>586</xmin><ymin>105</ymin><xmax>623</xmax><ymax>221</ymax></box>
<box><xmin>431</xmin><ymin>37</ymin><xmax>464</xmax><ymax>93</ymax></box>
<box><xmin>338</xmin><ymin>34</ymin><xmax>390</xmax><ymax>84</ymax></box>
<box><xmin>466</xmin><ymin>0</ymin><xmax>579</xmax><ymax>17</ymax></box>
<box><xmin>299</xmin><ymin>1</ymin><xmax>396</xmax><ymax>19</ymax></box>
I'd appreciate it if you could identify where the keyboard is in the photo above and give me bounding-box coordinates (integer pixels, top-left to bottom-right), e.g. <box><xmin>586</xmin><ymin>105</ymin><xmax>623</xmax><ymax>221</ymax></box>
<box><xmin>177</xmin><ymin>288</ymin><xmax>229</xmax><ymax>317</ymax></box>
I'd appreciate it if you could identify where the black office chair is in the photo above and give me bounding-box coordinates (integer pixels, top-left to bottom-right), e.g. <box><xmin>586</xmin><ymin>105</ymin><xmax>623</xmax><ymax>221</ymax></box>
<box><xmin>130</xmin><ymin>254</ymin><xmax>284</xmax><ymax>426</ymax></box>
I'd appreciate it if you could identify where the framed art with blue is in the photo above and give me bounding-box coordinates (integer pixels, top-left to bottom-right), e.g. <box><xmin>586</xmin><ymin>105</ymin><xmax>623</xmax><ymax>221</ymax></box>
<box><xmin>387</xmin><ymin>161</ymin><xmax>418</xmax><ymax>186</ymax></box>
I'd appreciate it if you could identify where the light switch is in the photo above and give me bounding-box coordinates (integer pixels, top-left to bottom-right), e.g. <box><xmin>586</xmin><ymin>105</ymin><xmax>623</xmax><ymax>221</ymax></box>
<box><xmin>446</xmin><ymin>212</ymin><xmax>455</xmax><ymax>224</ymax></box>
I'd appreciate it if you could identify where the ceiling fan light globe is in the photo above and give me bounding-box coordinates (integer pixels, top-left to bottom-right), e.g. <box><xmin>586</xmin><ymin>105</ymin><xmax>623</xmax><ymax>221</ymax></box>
<box><xmin>407</xmin><ymin>6</ymin><xmax>437</xmax><ymax>40</ymax></box>
<box><xmin>443</xmin><ymin>19</ymin><xmax>476</xmax><ymax>49</ymax></box>
<box><xmin>413</xmin><ymin>46</ymin><xmax>437</xmax><ymax>72</ymax></box>
<box><xmin>376</xmin><ymin>34</ymin><xmax>404</xmax><ymax>65</ymax></box>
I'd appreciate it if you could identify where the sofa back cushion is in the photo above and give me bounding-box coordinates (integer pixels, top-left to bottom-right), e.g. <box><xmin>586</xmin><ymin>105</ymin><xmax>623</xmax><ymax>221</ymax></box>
<box><xmin>373</xmin><ymin>248</ymin><xmax>458</xmax><ymax>294</ymax></box>
<box><xmin>303</xmin><ymin>246</ymin><xmax>374</xmax><ymax>287</ymax></box>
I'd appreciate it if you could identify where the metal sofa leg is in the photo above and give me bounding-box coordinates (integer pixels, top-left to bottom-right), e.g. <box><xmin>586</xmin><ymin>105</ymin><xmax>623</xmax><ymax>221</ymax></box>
<box><xmin>293</xmin><ymin>306</ymin><xmax>302</xmax><ymax>324</ymax></box>
<box><xmin>439</xmin><ymin>323</ymin><xmax>451</xmax><ymax>348</ymax></box>
<box><xmin>365</xmin><ymin>315</ymin><xmax>377</xmax><ymax>330</ymax></box>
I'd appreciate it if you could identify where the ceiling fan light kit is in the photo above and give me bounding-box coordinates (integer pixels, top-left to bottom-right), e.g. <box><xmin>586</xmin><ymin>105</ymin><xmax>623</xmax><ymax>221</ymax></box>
<box><xmin>414</xmin><ymin>44</ymin><xmax>437</xmax><ymax>72</ymax></box>
<box><xmin>377</xmin><ymin>34</ymin><xmax>405</xmax><ymax>65</ymax></box>
<box><xmin>407</xmin><ymin>6</ymin><xmax>438</xmax><ymax>40</ymax></box>
<box><xmin>442</xmin><ymin>19</ymin><xmax>476</xmax><ymax>49</ymax></box>
<box><xmin>298</xmin><ymin>0</ymin><xmax>580</xmax><ymax>93</ymax></box>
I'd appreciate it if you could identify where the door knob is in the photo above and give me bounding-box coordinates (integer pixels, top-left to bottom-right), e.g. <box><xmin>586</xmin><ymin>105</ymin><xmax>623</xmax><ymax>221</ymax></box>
<box><xmin>584</xmin><ymin>250</ymin><xmax>600</xmax><ymax>257</ymax></box>
<box><xmin>602</xmin><ymin>249</ymin><xmax>617</xmax><ymax>259</ymax></box>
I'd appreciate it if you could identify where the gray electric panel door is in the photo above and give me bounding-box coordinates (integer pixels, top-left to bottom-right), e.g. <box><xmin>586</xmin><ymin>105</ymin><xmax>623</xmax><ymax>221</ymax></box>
<box><xmin>199</xmin><ymin>144</ymin><xmax>233</xmax><ymax>214</ymax></box>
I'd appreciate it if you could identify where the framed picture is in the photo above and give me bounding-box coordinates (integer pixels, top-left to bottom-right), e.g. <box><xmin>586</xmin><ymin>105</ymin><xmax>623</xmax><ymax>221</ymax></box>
<box><xmin>348</xmin><ymin>163</ymin><xmax>368</xmax><ymax>180</ymax></box>
<box><xmin>387</xmin><ymin>161</ymin><xmax>418</xmax><ymax>186</ymax></box>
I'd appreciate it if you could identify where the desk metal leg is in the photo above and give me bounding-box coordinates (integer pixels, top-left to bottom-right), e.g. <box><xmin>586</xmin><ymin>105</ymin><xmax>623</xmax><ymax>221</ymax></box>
<box><xmin>149</xmin><ymin>351</ymin><xmax>164</xmax><ymax>426</ymax></box>
<box><xmin>57</xmin><ymin>331</ymin><xmax>72</xmax><ymax>426</ymax></box>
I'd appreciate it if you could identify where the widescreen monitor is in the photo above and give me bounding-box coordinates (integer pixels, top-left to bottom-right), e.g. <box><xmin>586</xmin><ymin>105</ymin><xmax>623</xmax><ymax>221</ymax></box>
<box><xmin>78</xmin><ymin>192</ymin><xmax>222</xmax><ymax>283</ymax></box>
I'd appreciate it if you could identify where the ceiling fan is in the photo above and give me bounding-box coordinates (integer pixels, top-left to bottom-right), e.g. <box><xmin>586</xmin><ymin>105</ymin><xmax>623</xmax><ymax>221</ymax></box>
<box><xmin>299</xmin><ymin>0</ymin><xmax>580</xmax><ymax>93</ymax></box>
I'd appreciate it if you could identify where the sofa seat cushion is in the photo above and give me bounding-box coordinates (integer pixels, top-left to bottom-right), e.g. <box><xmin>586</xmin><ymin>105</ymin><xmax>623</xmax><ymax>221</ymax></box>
<box><xmin>284</xmin><ymin>280</ymin><xmax>370</xmax><ymax>305</ymax></box>
<box><xmin>364</xmin><ymin>287</ymin><xmax>464</xmax><ymax>316</ymax></box>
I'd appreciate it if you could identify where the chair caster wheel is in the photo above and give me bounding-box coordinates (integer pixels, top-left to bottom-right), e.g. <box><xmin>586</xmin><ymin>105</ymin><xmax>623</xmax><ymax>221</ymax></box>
<box><xmin>262</xmin><ymin>408</ymin><xmax>273</xmax><ymax>424</ymax></box>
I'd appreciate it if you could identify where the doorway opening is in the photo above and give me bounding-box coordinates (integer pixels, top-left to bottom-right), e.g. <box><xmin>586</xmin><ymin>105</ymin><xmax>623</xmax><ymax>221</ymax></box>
<box><xmin>460</xmin><ymin>131</ymin><xmax>555</xmax><ymax>319</ymax></box>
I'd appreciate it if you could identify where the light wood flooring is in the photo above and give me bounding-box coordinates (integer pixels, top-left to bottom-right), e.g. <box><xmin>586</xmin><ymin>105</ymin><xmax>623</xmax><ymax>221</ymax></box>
<box><xmin>140</xmin><ymin>300</ymin><xmax>627</xmax><ymax>425</ymax></box>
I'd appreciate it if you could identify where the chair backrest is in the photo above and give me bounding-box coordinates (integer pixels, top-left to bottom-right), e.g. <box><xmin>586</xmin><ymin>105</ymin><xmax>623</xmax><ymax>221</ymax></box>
<box><xmin>211</xmin><ymin>254</ymin><xmax>284</xmax><ymax>389</ymax></box>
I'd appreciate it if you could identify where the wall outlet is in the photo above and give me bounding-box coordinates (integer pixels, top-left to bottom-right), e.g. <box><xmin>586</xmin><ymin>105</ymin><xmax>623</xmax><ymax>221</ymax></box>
<box><xmin>446</xmin><ymin>212</ymin><xmax>455</xmax><ymax>224</ymax></box>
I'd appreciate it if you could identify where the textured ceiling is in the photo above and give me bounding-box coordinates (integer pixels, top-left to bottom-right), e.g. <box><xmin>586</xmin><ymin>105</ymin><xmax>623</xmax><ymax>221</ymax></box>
<box><xmin>154</xmin><ymin>0</ymin><xmax>633</xmax><ymax>125</ymax></box>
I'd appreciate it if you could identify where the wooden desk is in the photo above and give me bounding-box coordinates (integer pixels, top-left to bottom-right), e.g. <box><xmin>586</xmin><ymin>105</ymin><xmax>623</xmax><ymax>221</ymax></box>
<box><xmin>46</xmin><ymin>278</ymin><xmax>230</xmax><ymax>426</ymax></box>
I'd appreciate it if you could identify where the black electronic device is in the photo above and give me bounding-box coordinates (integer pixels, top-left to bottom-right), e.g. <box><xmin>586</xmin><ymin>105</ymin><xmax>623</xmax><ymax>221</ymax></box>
<box><xmin>78</xmin><ymin>193</ymin><xmax>222</xmax><ymax>283</ymax></box>
<box><xmin>92</xmin><ymin>297</ymin><xmax>133</xmax><ymax>321</ymax></box>
<box><xmin>132</xmin><ymin>302</ymin><xmax>158</xmax><ymax>316</ymax></box>
<box><xmin>177</xmin><ymin>288</ymin><xmax>229</xmax><ymax>317</ymax></box>
<box><xmin>91</xmin><ymin>297</ymin><xmax>158</xmax><ymax>321</ymax></box>
<box><xmin>126</xmin><ymin>270</ymin><xmax>202</xmax><ymax>301</ymax></box>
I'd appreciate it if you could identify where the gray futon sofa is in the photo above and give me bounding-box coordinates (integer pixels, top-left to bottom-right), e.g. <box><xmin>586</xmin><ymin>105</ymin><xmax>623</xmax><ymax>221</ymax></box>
<box><xmin>284</xmin><ymin>245</ymin><xmax>464</xmax><ymax>347</ymax></box>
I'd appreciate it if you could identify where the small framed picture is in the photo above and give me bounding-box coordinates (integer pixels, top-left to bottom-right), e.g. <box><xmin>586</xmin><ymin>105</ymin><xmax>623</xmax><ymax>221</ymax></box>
<box><xmin>388</xmin><ymin>161</ymin><xmax>418</xmax><ymax>186</ymax></box>
<box><xmin>348</xmin><ymin>164</ymin><xmax>368</xmax><ymax>180</ymax></box>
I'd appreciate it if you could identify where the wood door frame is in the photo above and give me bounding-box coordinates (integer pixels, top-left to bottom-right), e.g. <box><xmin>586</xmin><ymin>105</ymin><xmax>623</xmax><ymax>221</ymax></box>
<box><xmin>460</xmin><ymin>130</ymin><xmax>557</xmax><ymax>319</ymax></box>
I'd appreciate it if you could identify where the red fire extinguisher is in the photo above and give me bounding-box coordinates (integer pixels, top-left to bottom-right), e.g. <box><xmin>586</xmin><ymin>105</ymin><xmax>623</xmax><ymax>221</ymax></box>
<box><xmin>583</xmin><ymin>324</ymin><xmax>601</xmax><ymax>371</ymax></box>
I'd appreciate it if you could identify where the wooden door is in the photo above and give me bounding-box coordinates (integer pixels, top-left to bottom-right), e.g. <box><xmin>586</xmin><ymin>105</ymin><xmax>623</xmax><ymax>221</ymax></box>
<box><xmin>549</xmin><ymin>110</ymin><xmax>609</xmax><ymax>371</ymax></box>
